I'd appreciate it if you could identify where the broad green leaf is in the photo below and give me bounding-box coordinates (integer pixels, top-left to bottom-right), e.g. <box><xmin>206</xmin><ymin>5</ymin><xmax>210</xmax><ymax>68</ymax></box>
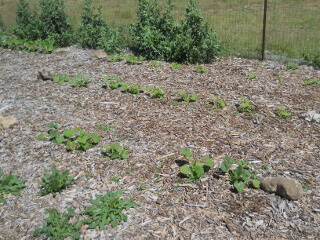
<box><xmin>182</xmin><ymin>148</ymin><xmax>193</xmax><ymax>158</ymax></box>
<box><xmin>252</xmin><ymin>179</ymin><xmax>260</xmax><ymax>189</ymax></box>
<box><xmin>48</xmin><ymin>122</ymin><xmax>58</xmax><ymax>129</ymax></box>
<box><xmin>63</xmin><ymin>129</ymin><xmax>77</xmax><ymax>138</ymax></box>
<box><xmin>204</xmin><ymin>156</ymin><xmax>214</xmax><ymax>167</ymax></box>
<box><xmin>234</xmin><ymin>181</ymin><xmax>246</xmax><ymax>192</ymax></box>
<box><xmin>37</xmin><ymin>133</ymin><xmax>45</xmax><ymax>141</ymax></box>
<box><xmin>56</xmin><ymin>136</ymin><xmax>66</xmax><ymax>144</ymax></box>
<box><xmin>180</xmin><ymin>165</ymin><xmax>191</xmax><ymax>175</ymax></box>
<box><xmin>221</xmin><ymin>161</ymin><xmax>230</xmax><ymax>173</ymax></box>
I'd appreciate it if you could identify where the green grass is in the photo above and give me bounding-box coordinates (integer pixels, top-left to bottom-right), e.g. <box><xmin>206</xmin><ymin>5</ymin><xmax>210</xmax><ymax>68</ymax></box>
<box><xmin>0</xmin><ymin>0</ymin><xmax>319</xmax><ymax>59</ymax></box>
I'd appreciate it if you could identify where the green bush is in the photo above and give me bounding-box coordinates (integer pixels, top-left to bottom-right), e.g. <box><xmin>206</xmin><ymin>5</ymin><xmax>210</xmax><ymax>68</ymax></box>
<box><xmin>13</xmin><ymin>0</ymin><xmax>73</xmax><ymax>47</ymax></box>
<box><xmin>78</xmin><ymin>0</ymin><xmax>124</xmax><ymax>53</ymax></box>
<box><xmin>303</xmin><ymin>53</ymin><xmax>320</xmax><ymax>69</ymax></box>
<box><xmin>130</xmin><ymin>0</ymin><xmax>220</xmax><ymax>63</ymax></box>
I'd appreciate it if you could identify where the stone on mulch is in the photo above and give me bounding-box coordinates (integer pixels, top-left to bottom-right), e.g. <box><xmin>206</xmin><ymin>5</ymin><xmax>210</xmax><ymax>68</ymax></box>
<box><xmin>37</xmin><ymin>68</ymin><xmax>54</xmax><ymax>80</ymax></box>
<box><xmin>261</xmin><ymin>177</ymin><xmax>303</xmax><ymax>200</ymax></box>
<box><xmin>0</xmin><ymin>116</ymin><xmax>18</xmax><ymax>129</ymax></box>
<box><xmin>300</xmin><ymin>111</ymin><xmax>320</xmax><ymax>123</ymax></box>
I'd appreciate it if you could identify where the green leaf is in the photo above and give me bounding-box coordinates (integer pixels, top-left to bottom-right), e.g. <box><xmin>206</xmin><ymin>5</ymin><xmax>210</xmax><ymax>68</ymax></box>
<box><xmin>180</xmin><ymin>165</ymin><xmax>191</xmax><ymax>175</ymax></box>
<box><xmin>66</xmin><ymin>140</ymin><xmax>75</xmax><ymax>149</ymax></box>
<box><xmin>37</xmin><ymin>133</ymin><xmax>45</xmax><ymax>141</ymax></box>
<box><xmin>233</xmin><ymin>181</ymin><xmax>246</xmax><ymax>192</ymax></box>
<box><xmin>63</xmin><ymin>129</ymin><xmax>78</xmax><ymax>138</ymax></box>
<box><xmin>252</xmin><ymin>179</ymin><xmax>260</xmax><ymax>189</ymax></box>
<box><xmin>204</xmin><ymin>156</ymin><xmax>214</xmax><ymax>167</ymax></box>
<box><xmin>182</xmin><ymin>148</ymin><xmax>193</xmax><ymax>158</ymax></box>
<box><xmin>221</xmin><ymin>161</ymin><xmax>230</xmax><ymax>173</ymax></box>
<box><xmin>48</xmin><ymin>122</ymin><xmax>58</xmax><ymax>129</ymax></box>
<box><xmin>55</xmin><ymin>136</ymin><xmax>66</xmax><ymax>144</ymax></box>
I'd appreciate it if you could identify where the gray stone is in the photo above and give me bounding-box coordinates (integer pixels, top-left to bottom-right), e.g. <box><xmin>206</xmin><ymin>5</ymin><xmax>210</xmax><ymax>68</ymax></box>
<box><xmin>51</xmin><ymin>48</ymin><xmax>69</xmax><ymax>56</ymax></box>
<box><xmin>261</xmin><ymin>177</ymin><xmax>303</xmax><ymax>200</ymax></box>
<box><xmin>89</xmin><ymin>49</ymin><xmax>108</xmax><ymax>60</ymax></box>
<box><xmin>0</xmin><ymin>116</ymin><xmax>18</xmax><ymax>129</ymax></box>
<box><xmin>300</xmin><ymin>111</ymin><xmax>320</xmax><ymax>123</ymax></box>
<box><xmin>38</xmin><ymin>68</ymin><xmax>54</xmax><ymax>80</ymax></box>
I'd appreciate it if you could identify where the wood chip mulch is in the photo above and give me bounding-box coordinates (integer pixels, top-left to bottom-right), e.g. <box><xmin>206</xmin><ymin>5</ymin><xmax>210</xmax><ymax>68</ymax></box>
<box><xmin>0</xmin><ymin>46</ymin><xmax>319</xmax><ymax>239</ymax></box>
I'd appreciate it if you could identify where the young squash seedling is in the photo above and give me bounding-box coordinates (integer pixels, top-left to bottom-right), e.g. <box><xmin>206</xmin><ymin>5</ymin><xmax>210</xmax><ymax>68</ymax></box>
<box><xmin>103</xmin><ymin>76</ymin><xmax>124</xmax><ymax>90</ymax></box>
<box><xmin>69</xmin><ymin>74</ymin><xmax>89</xmax><ymax>87</ymax></box>
<box><xmin>126</xmin><ymin>55</ymin><xmax>138</xmax><ymax>65</ymax></box>
<box><xmin>52</xmin><ymin>74</ymin><xmax>70</xmax><ymax>84</ymax></box>
<box><xmin>170</xmin><ymin>62</ymin><xmax>182</xmax><ymax>70</ymax></box>
<box><xmin>108</xmin><ymin>55</ymin><xmax>122</xmax><ymax>62</ymax></box>
<box><xmin>237</xmin><ymin>97</ymin><xmax>256</xmax><ymax>113</ymax></box>
<box><xmin>103</xmin><ymin>143</ymin><xmax>130</xmax><ymax>160</ymax></box>
<box><xmin>39</xmin><ymin>166</ymin><xmax>74</xmax><ymax>197</ymax></box>
<box><xmin>248</xmin><ymin>72</ymin><xmax>257</xmax><ymax>79</ymax></box>
<box><xmin>180</xmin><ymin>148</ymin><xmax>214</xmax><ymax>183</ymax></box>
<box><xmin>149</xmin><ymin>60</ymin><xmax>161</xmax><ymax>68</ymax></box>
<box><xmin>0</xmin><ymin>168</ymin><xmax>26</xmax><ymax>203</ymax></box>
<box><xmin>34</xmin><ymin>208</ymin><xmax>81</xmax><ymax>240</ymax></box>
<box><xmin>276</xmin><ymin>106</ymin><xmax>293</xmax><ymax>119</ymax></box>
<box><xmin>177</xmin><ymin>90</ymin><xmax>197</xmax><ymax>103</ymax></box>
<box><xmin>196</xmin><ymin>64</ymin><xmax>206</xmax><ymax>73</ymax></box>
<box><xmin>147</xmin><ymin>86</ymin><xmax>166</xmax><ymax>98</ymax></box>
<box><xmin>221</xmin><ymin>157</ymin><xmax>260</xmax><ymax>192</ymax></box>
<box><xmin>286</xmin><ymin>61</ymin><xmax>299</xmax><ymax>70</ymax></box>
<box><xmin>122</xmin><ymin>83</ymin><xmax>144</xmax><ymax>94</ymax></box>
<box><xmin>80</xmin><ymin>190</ymin><xmax>138</xmax><ymax>229</ymax></box>
<box><xmin>210</xmin><ymin>97</ymin><xmax>226</xmax><ymax>109</ymax></box>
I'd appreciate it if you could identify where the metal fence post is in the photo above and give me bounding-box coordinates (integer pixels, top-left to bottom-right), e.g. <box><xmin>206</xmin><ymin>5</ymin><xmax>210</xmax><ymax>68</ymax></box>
<box><xmin>262</xmin><ymin>0</ymin><xmax>268</xmax><ymax>60</ymax></box>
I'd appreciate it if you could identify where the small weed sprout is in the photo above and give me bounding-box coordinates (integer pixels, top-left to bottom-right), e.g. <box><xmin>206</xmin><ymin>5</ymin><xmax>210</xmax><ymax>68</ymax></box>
<box><xmin>70</xmin><ymin>74</ymin><xmax>89</xmax><ymax>87</ymax></box>
<box><xmin>52</xmin><ymin>74</ymin><xmax>70</xmax><ymax>84</ymax></box>
<box><xmin>304</xmin><ymin>78</ymin><xmax>319</xmax><ymax>86</ymax></box>
<box><xmin>196</xmin><ymin>64</ymin><xmax>206</xmax><ymax>73</ymax></box>
<box><xmin>248</xmin><ymin>72</ymin><xmax>257</xmax><ymax>79</ymax></box>
<box><xmin>39</xmin><ymin>166</ymin><xmax>74</xmax><ymax>197</ymax></box>
<box><xmin>149</xmin><ymin>60</ymin><xmax>161</xmax><ymax>68</ymax></box>
<box><xmin>286</xmin><ymin>61</ymin><xmax>299</xmax><ymax>70</ymax></box>
<box><xmin>177</xmin><ymin>90</ymin><xmax>197</xmax><ymax>103</ymax></box>
<box><xmin>34</xmin><ymin>208</ymin><xmax>81</xmax><ymax>240</ymax></box>
<box><xmin>80</xmin><ymin>190</ymin><xmax>137</xmax><ymax>229</ymax></box>
<box><xmin>210</xmin><ymin>97</ymin><xmax>226</xmax><ymax>109</ymax></box>
<box><xmin>147</xmin><ymin>86</ymin><xmax>166</xmax><ymax>98</ymax></box>
<box><xmin>170</xmin><ymin>62</ymin><xmax>182</xmax><ymax>70</ymax></box>
<box><xmin>125</xmin><ymin>55</ymin><xmax>138</xmax><ymax>64</ymax></box>
<box><xmin>180</xmin><ymin>148</ymin><xmax>214</xmax><ymax>183</ymax></box>
<box><xmin>277</xmin><ymin>106</ymin><xmax>293</xmax><ymax>119</ymax></box>
<box><xmin>103</xmin><ymin>143</ymin><xmax>130</xmax><ymax>160</ymax></box>
<box><xmin>0</xmin><ymin>168</ymin><xmax>26</xmax><ymax>203</ymax></box>
<box><xmin>221</xmin><ymin>157</ymin><xmax>260</xmax><ymax>192</ymax></box>
<box><xmin>237</xmin><ymin>97</ymin><xmax>256</xmax><ymax>113</ymax></box>
<box><xmin>108</xmin><ymin>55</ymin><xmax>122</xmax><ymax>62</ymax></box>
<box><xmin>121</xmin><ymin>83</ymin><xmax>144</xmax><ymax>94</ymax></box>
<box><xmin>103</xmin><ymin>76</ymin><xmax>124</xmax><ymax>89</ymax></box>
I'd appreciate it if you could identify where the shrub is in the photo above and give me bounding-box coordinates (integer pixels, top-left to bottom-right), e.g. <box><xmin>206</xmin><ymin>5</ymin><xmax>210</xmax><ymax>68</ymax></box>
<box><xmin>130</xmin><ymin>0</ymin><xmax>220</xmax><ymax>63</ymax></box>
<box><xmin>78</xmin><ymin>0</ymin><xmax>124</xmax><ymax>53</ymax></box>
<box><xmin>13</xmin><ymin>0</ymin><xmax>44</xmax><ymax>41</ymax></box>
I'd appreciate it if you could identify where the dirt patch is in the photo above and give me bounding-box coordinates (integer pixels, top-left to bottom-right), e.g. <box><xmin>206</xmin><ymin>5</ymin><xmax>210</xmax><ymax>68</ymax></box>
<box><xmin>0</xmin><ymin>47</ymin><xmax>319</xmax><ymax>239</ymax></box>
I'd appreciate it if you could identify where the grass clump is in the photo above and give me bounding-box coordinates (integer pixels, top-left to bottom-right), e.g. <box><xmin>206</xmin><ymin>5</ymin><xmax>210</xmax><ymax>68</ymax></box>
<box><xmin>0</xmin><ymin>168</ymin><xmax>26</xmax><ymax>203</ymax></box>
<box><xmin>130</xmin><ymin>0</ymin><xmax>220</xmax><ymax>63</ymax></box>
<box><xmin>81</xmin><ymin>190</ymin><xmax>137</xmax><ymax>229</ymax></box>
<box><xmin>39</xmin><ymin>166</ymin><xmax>74</xmax><ymax>197</ymax></box>
<box><xmin>34</xmin><ymin>208</ymin><xmax>81</xmax><ymax>240</ymax></box>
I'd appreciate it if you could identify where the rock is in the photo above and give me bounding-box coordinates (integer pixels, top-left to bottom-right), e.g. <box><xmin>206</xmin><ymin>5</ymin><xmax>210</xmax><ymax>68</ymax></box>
<box><xmin>89</xmin><ymin>49</ymin><xmax>108</xmax><ymax>60</ymax></box>
<box><xmin>51</xmin><ymin>48</ymin><xmax>69</xmax><ymax>56</ymax></box>
<box><xmin>300</xmin><ymin>111</ymin><xmax>320</xmax><ymax>123</ymax></box>
<box><xmin>38</xmin><ymin>68</ymin><xmax>54</xmax><ymax>80</ymax></box>
<box><xmin>261</xmin><ymin>177</ymin><xmax>303</xmax><ymax>200</ymax></box>
<box><xmin>0</xmin><ymin>116</ymin><xmax>18</xmax><ymax>129</ymax></box>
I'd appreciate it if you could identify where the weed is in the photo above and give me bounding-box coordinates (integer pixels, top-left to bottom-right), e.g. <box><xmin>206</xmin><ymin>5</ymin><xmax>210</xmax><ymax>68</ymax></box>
<box><xmin>111</xmin><ymin>177</ymin><xmax>120</xmax><ymax>183</ymax></box>
<box><xmin>221</xmin><ymin>157</ymin><xmax>260</xmax><ymax>192</ymax></box>
<box><xmin>237</xmin><ymin>97</ymin><xmax>256</xmax><ymax>113</ymax></box>
<box><xmin>103</xmin><ymin>143</ymin><xmax>130</xmax><ymax>160</ymax></box>
<box><xmin>147</xmin><ymin>86</ymin><xmax>166</xmax><ymax>98</ymax></box>
<box><xmin>137</xmin><ymin>185</ymin><xmax>147</xmax><ymax>191</ymax></box>
<box><xmin>286</xmin><ymin>61</ymin><xmax>299</xmax><ymax>70</ymax></box>
<box><xmin>196</xmin><ymin>64</ymin><xmax>206</xmax><ymax>73</ymax></box>
<box><xmin>177</xmin><ymin>90</ymin><xmax>197</xmax><ymax>103</ymax></box>
<box><xmin>52</xmin><ymin>74</ymin><xmax>70</xmax><ymax>84</ymax></box>
<box><xmin>96</xmin><ymin>124</ymin><xmax>115</xmax><ymax>132</ymax></box>
<box><xmin>39</xmin><ymin>166</ymin><xmax>74</xmax><ymax>197</ymax></box>
<box><xmin>126</xmin><ymin>55</ymin><xmax>138</xmax><ymax>64</ymax></box>
<box><xmin>34</xmin><ymin>208</ymin><xmax>81</xmax><ymax>240</ymax></box>
<box><xmin>278</xmin><ymin>76</ymin><xmax>285</xmax><ymax>83</ymax></box>
<box><xmin>304</xmin><ymin>78</ymin><xmax>319</xmax><ymax>86</ymax></box>
<box><xmin>276</xmin><ymin>106</ymin><xmax>292</xmax><ymax>119</ymax></box>
<box><xmin>69</xmin><ymin>74</ymin><xmax>89</xmax><ymax>87</ymax></box>
<box><xmin>149</xmin><ymin>61</ymin><xmax>161</xmax><ymax>68</ymax></box>
<box><xmin>0</xmin><ymin>168</ymin><xmax>26</xmax><ymax>203</ymax></box>
<box><xmin>302</xmin><ymin>184</ymin><xmax>312</xmax><ymax>190</ymax></box>
<box><xmin>38</xmin><ymin>123</ymin><xmax>100</xmax><ymax>152</ymax></box>
<box><xmin>210</xmin><ymin>97</ymin><xmax>226</xmax><ymax>109</ymax></box>
<box><xmin>81</xmin><ymin>190</ymin><xmax>137</xmax><ymax>229</ymax></box>
<box><xmin>122</xmin><ymin>83</ymin><xmax>144</xmax><ymax>94</ymax></box>
<box><xmin>248</xmin><ymin>72</ymin><xmax>257</xmax><ymax>79</ymax></box>
<box><xmin>170</xmin><ymin>62</ymin><xmax>182</xmax><ymax>70</ymax></box>
<box><xmin>180</xmin><ymin>148</ymin><xmax>214</xmax><ymax>182</ymax></box>
<box><xmin>303</xmin><ymin>53</ymin><xmax>320</xmax><ymax>69</ymax></box>
<box><xmin>108</xmin><ymin>55</ymin><xmax>122</xmax><ymax>62</ymax></box>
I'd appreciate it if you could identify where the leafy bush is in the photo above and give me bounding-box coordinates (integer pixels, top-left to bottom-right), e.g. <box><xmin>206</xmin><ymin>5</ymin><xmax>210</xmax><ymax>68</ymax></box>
<box><xmin>78</xmin><ymin>0</ymin><xmax>124</xmax><ymax>53</ymax></box>
<box><xmin>81</xmin><ymin>190</ymin><xmax>137</xmax><ymax>229</ymax></box>
<box><xmin>221</xmin><ymin>157</ymin><xmax>260</xmax><ymax>192</ymax></box>
<box><xmin>34</xmin><ymin>208</ymin><xmax>81</xmax><ymax>240</ymax></box>
<box><xmin>39</xmin><ymin>166</ymin><xmax>74</xmax><ymax>196</ymax></box>
<box><xmin>130</xmin><ymin>0</ymin><xmax>220</xmax><ymax>63</ymax></box>
<box><xmin>0</xmin><ymin>168</ymin><xmax>26</xmax><ymax>203</ymax></box>
<box><xmin>303</xmin><ymin>53</ymin><xmax>320</xmax><ymax>69</ymax></box>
